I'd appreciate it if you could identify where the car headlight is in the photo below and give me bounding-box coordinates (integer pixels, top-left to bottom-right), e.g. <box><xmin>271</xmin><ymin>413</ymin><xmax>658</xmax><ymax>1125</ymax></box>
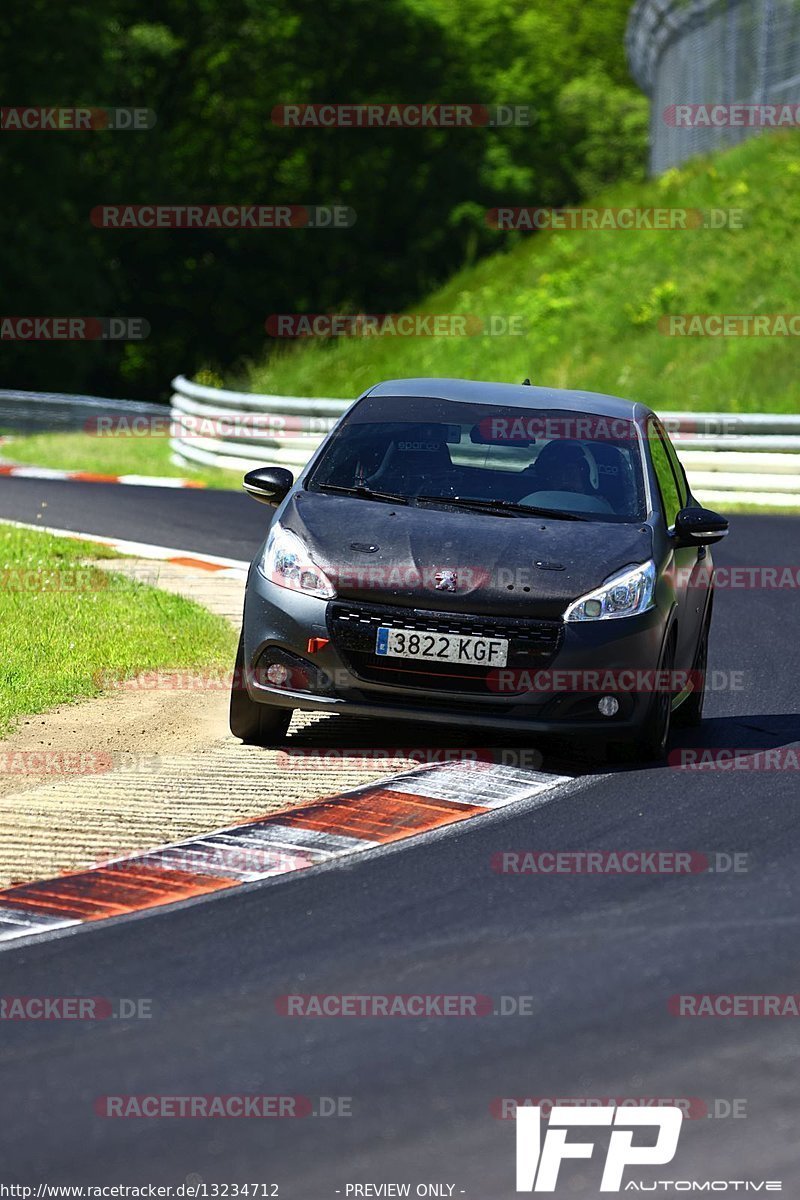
<box><xmin>563</xmin><ymin>560</ymin><xmax>656</xmax><ymax>622</ymax></box>
<box><xmin>259</xmin><ymin>524</ymin><xmax>336</xmax><ymax>599</ymax></box>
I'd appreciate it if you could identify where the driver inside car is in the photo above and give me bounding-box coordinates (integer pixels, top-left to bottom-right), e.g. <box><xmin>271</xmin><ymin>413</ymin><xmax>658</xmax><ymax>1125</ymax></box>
<box><xmin>525</xmin><ymin>439</ymin><xmax>595</xmax><ymax>495</ymax></box>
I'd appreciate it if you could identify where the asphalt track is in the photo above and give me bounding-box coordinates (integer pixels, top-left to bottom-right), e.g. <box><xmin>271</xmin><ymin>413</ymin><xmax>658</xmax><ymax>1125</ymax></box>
<box><xmin>1</xmin><ymin>476</ymin><xmax>799</xmax><ymax>1194</ymax></box>
<box><xmin>0</xmin><ymin>476</ymin><xmax>266</xmax><ymax>562</ymax></box>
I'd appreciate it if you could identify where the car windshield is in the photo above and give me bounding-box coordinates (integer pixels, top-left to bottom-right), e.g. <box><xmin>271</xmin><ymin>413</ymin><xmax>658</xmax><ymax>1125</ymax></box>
<box><xmin>306</xmin><ymin>394</ymin><xmax>647</xmax><ymax>522</ymax></box>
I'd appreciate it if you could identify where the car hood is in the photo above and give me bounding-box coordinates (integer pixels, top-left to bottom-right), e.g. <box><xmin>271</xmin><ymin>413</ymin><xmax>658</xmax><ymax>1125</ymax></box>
<box><xmin>281</xmin><ymin>491</ymin><xmax>653</xmax><ymax>620</ymax></box>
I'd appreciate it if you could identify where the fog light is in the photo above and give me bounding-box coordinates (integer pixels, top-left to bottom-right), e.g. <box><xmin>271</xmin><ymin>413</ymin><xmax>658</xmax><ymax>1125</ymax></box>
<box><xmin>266</xmin><ymin>663</ymin><xmax>290</xmax><ymax>686</ymax></box>
<box><xmin>597</xmin><ymin>696</ymin><xmax>620</xmax><ymax>717</ymax></box>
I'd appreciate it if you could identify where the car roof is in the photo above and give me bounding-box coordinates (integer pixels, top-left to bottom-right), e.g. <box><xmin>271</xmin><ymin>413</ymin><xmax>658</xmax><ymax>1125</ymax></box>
<box><xmin>363</xmin><ymin>377</ymin><xmax>654</xmax><ymax>422</ymax></box>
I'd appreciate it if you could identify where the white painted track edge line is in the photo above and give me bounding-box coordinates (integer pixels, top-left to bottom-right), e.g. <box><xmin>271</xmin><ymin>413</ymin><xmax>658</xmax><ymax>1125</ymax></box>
<box><xmin>0</xmin><ymin>517</ymin><xmax>249</xmax><ymax>570</ymax></box>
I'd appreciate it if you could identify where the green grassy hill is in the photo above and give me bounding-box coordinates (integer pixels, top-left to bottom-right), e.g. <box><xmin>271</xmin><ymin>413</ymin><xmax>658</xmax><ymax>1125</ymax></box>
<box><xmin>244</xmin><ymin>130</ymin><xmax>800</xmax><ymax>413</ymax></box>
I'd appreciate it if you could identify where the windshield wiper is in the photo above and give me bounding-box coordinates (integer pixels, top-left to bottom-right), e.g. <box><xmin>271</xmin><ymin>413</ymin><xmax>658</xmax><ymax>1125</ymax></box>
<box><xmin>313</xmin><ymin>483</ymin><xmax>410</xmax><ymax>505</ymax></box>
<box><xmin>415</xmin><ymin>495</ymin><xmax>588</xmax><ymax>521</ymax></box>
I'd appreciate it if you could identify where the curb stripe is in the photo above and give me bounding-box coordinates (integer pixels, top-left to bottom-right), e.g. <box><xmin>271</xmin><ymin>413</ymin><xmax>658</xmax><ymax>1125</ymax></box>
<box><xmin>0</xmin><ymin>906</ymin><xmax>81</xmax><ymax>942</ymax></box>
<box><xmin>168</xmin><ymin>556</ymin><xmax>233</xmax><ymax>572</ymax></box>
<box><xmin>0</xmin><ymin>761</ymin><xmax>570</xmax><ymax>946</ymax></box>
<box><xmin>379</xmin><ymin>763</ymin><xmax>561</xmax><ymax>807</ymax></box>
<box><xmin>0</xmin><ymin>463</ymin><xmax>206</xmax><ymax>488</ymax></box>
<box><xmin>279</xmin><ymin>788</ymin><xmax>484</xmax><ymax>843</ymax></box>
<box><xmin>1</xmin><ymin>866</ymin><xmax>236</xmax><ymax>921</ymax></box>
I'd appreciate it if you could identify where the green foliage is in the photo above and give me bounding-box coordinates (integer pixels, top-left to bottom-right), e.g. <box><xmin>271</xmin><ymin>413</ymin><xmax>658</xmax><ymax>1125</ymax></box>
<box><xmin>246</xmin><ymin>130</ymin><xmax>800</xmax><ymax>414</ymax></box>
<box><xmin>0</xmin><ymin>0</ymin><xmax>645</xmax><ymax>399</ymax></box>
<box><xmin>556</xmin><ymin>71</ymin><xmax>649</xmax><ymax>196</ymax></box>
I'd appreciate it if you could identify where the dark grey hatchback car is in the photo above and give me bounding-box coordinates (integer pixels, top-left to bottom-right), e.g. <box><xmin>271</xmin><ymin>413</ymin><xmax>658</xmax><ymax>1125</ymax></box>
<box><xmin>230</xmin><ymin>378</ymin><xmax>728</xmax><ymax>761</ymax></box>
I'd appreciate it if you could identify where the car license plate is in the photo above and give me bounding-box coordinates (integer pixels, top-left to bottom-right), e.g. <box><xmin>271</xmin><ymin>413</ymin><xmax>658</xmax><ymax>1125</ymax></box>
<box><xmin>375</xmin><ymin>627</ymin><xmax>508</xmax><ymax>667</ymax></box>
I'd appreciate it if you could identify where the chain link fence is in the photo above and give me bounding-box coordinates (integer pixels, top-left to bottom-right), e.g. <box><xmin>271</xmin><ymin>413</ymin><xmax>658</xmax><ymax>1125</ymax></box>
<box><xmin>626</xmin><ymin>0</ymin><xmax>800</xmax><ymax>174</ymax></box>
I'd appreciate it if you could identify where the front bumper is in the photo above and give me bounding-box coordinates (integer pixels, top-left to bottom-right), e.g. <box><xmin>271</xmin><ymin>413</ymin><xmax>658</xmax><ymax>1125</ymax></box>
<box><xmin>241</xmin><ymin>571</ymin><xmax>668</xmax><ymax>736</ymax></box>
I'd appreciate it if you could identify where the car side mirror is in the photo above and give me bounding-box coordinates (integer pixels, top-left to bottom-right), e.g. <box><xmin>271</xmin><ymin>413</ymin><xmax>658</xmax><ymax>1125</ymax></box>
<box><xmin>674</xmin><ymin>505</ymin><xmax>728</xmax><ymax>546</ymax></box>
<box><xmin>243</xmin><ymin>466</ymin><xmax>294</xmax><ymax>506</ymax></box>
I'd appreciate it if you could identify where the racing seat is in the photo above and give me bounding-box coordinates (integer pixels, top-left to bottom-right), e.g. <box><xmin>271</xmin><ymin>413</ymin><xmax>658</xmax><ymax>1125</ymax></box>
<box><xmin>588</xmin><ymin>442</ymin><xmax>636</xmax><ymax>515</ymax></box>
<box><xmin>369</xmin><ymin>438</ymin><xmax>454</xmax><ymax>494</ymax></box>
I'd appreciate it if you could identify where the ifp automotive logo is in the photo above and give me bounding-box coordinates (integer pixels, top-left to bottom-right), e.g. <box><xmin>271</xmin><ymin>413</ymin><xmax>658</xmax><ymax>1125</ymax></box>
<box><xmin>515</xmin><ymin>1105</ymin><xmax>682</xmax><ymax>1192</ymax></box>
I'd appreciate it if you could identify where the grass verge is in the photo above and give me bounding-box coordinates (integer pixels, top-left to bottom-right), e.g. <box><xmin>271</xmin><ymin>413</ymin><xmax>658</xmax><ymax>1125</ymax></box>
<box><xmin>1</xmin><ymin>431</ymin><xmax>244</xmax><ymax>491</ymax></box>
<box><xmin>0</xmin><ymin>523</ymin><xmax>237</xmax><ymax>736</ymax></box>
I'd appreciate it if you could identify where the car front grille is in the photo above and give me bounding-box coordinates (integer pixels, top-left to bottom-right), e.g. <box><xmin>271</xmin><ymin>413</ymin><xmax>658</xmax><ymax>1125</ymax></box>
<box><xmin>327</xmin><ymin>599</ymin><xmax>563</xmax><ymax>694</ymax></box>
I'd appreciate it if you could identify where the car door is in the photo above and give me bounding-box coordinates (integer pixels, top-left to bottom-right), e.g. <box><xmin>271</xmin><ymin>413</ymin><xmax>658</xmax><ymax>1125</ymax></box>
<box><xmin>647</xmin><ymin>418</ymin><xmax>706</xmax><ymax>673</ymax></box>
<box><xmin>662</xmin><ymin>421</ymin><xmax>712</xmax><ymax>659</ymax></box>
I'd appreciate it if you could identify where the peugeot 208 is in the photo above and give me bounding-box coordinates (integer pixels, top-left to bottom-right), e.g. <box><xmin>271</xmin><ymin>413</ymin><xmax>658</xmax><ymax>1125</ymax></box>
<box><xmin>230</xmin><ymin>378</ymin><xmax>727</xmax><ymax>760</ymax></box>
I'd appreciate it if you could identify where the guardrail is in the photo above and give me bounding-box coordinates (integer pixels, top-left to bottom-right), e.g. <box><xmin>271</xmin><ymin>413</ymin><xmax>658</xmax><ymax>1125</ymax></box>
<box><xmin>0</xmin><ymin>388</ymin><xmax>163</xmax><ymax>434</ymax></box>
<box><xmin>169</xmin><ymin>376</ymin><xmax>800</xmax><ymax>507</ymax></box>
<box><xmin>169</xmin><ymin>375</ymin><xmax>345</xmax><ymax>473</ymax></box>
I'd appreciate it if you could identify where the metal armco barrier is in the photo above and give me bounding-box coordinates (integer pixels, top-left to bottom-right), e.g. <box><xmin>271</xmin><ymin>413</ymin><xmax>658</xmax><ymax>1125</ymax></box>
<box><xmin>169</xmin><ymin>376</ymin><xmax>800</xmax><ymax>507</ymax></box>
<box><xmin>0</xmin><ymin>388</ymin><xmax>163</xmax><ymax>434</ymax></box>
<box><xmin>169</xmin><ymin>375</ymin><xmax>346</xmax><ymax>473</ymax></box>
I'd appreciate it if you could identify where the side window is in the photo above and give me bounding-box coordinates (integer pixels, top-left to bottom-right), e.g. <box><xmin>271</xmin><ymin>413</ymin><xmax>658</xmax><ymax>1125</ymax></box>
<box><xmin>648</xmin><ymin>419</ymin><xmax>681</xmax><ymax>528</ymax></box>
<box><xmin>661</xmin><ymin>425</ymin><xmax>689</xmax><ymax>508</ymax></box>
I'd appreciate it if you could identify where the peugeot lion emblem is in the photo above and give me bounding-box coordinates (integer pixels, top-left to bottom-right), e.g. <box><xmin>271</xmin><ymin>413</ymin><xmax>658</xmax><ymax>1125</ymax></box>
<box><xmin>434</xmin><ymin>569</ymin><xmax>458</xmax><ymax>592</ymax></box>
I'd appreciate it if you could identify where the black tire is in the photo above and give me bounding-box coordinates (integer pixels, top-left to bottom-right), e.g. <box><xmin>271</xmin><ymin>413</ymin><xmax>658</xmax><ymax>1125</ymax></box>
<box><xmin>673</xmin><ymin>611</ymin><xmax>709</xmax><ymax>728</ymax></box>
<box><xmin>229</xmin><ymin>634</ymin><xmax>292</xmax><ymax>746</ymax></box>
<box><xmin>606</xmin><ymin>633</ymin><xmax>675</xmax><ymax>764</ymax></box>
<box><xmin>639</xmin><ymin>633</ymin><xmax>675</xmax><ymax>760</ymax></box>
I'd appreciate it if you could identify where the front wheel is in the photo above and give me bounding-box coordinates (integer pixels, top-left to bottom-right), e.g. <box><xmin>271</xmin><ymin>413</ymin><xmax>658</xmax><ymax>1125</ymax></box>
<box><xmin>639</xmin><ymin>638</ymin><xmax>674</xmax><ymax>760</ymax></box>
<box><xmin>229</xmin><ymin>634</ymin><xmax>292</xmax><ymax>746</ymax></box>
<box><xmin>606</xmin><ymin>634</ymin><xmax>675</xmax><ymax>764</ymax></box>
<box><xmin>673</xmin><ymin>612</ymin><xmax>709</xmax><ymax>728</ymax></box>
